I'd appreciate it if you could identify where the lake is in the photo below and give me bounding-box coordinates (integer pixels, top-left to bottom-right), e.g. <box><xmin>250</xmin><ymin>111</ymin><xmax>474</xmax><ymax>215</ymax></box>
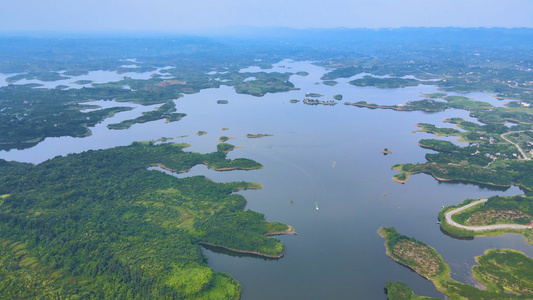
<box><xmin>1</xmin><ymin>60</ymin><xmax>530</xmax><ymax>299</ymax></box>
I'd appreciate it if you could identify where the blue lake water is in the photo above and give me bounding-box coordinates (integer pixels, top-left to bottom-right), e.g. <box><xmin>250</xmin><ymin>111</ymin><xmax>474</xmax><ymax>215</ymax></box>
<box><xmin>1</xmin><ymin>60</ymin><xmax>530</xmax><ymax>299</ymax></box>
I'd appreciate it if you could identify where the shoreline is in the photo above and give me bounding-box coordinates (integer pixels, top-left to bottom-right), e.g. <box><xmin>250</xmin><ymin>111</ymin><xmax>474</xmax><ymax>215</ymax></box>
<box><xmin>153</xmin><ymin>162</ymin><xmax>263</xmax><ymax>173</ymax></box>
<box><xmin>198</xmin><ymin>242</ymin><xmax>286</xmax><ymax>258</ymax></box>
<box><xmin>265</xmin><ymin>225</ymin><xmax>296</xmax><ymax>236</ymax></box>
<box><xmin>206</xmin><ymin>162</ymin><xmax>264</xmax><ymax>171</ymax></box>
<box><xmin>390</xmin><ymin>166</ymin><xmax>516</xmax><ymax>189</ymax></box>
<box><xmin>443</xmin><ymin>199</ymin><xmax>532</xmax><ymax>231</ymax></box>
<box><xmin>218</xmin><ymin>137</ymin><xmax>236</xmax><ymax>142</ymax></box>
<box><xmin>198</xmin><ymin>225</ymin><xmax>295</xmax><ymax>258</ymax></box>
<box><xmin>391</xmin><ymin>177</ymin><xmax>408</xmax><ymax>184</ymax></box>
<box><xmin>378</xmin><ymin>230</ymin><xmax>434</xmax><ymax>281</ymax></box>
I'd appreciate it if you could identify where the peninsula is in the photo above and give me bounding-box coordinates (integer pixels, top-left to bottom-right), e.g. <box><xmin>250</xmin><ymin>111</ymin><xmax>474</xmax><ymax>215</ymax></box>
<box><xmin>0</xmin><ymin>142</ymin><xmax>288</xmax><ymax>298</ymax></box>
<box><xmin>439</xmin><ymin>196</ymin><xmax>533</xmax><ymax>244</ymax></box>
<box><xmin>379</xmin><ymin>227</ymin><xmax>533</xmax><ymax>299</ymax></box>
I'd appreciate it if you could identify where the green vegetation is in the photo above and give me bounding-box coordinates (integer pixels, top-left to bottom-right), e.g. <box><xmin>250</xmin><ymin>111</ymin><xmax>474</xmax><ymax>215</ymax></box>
<box><xmin>473</xmin><ymin>249</ymin><xmax>533</xmax><ymax>295</ymax></box>
<box><xmin>423</xmin><ymin>93</ymin><xmax>448</xmax><ymax>99</ymax></box>
<box><xmin>219</xmin><ymin>136</ymin><xmax>230</xmax><ymax>142</ymax></box>
<box><xmin>322</xmin><ymin>80</ymin><xmax>338</xmax><ymax>86</ymax></box>
<box><xmin>305</xmin><ymin>92</ymin><xmax>323</xmax><ymax>97</ymax></box>
<box><xmin>196</xmin><ymin>131</ymin><xmax>207</xmax><ymax>136</ymax></box>
<box><xmin>418</xmin><ymin>139</ymin><xmax>460</xmax><ymax>152</ymax></box>
<box><xmin>349</xmin><ymin>76</ymin><xmax>428</xmax><ymax>88</ymax></box>
<box><xmin>246</xmin><ymin>134</ymin><xmax>273</xmax><ymax>138</ymax></box>
<box><xmin>385</xmin><ymin>281</ymin><xmax>440</xmax><ymax>300</ymax></box>
<box><xmin>217</xmin><ymin>100</ymin><xmax>229</xmax><ymax>104</ymax></box>
<box><xmin>265</xmin><ymin>222</ymin><xmax>290</xmax><ymax>234</ymax></box>
<box><xmin>217</xmin><ymin>143</ymin><xmax>235</xmax><ymax>153</ymax></box>
<box><xmin>381</xmin><ymin>148</ymin><xmax>392</xmax><ymax>155</ymax></box>
<box><xmin>345</xmin><ymin>94</ymin><xmax>492</xmax><ymax>113</ymax></box>
<box><xmin>379</xmin><ymin>227</ymin><xmax>448</xmax><ymax>281</ymax></box>
<box><xmin>296</xmin><ymin>71</ymin><xmax>309</xmax><ymax>76</ymax></box>
<box><xmin>393</xmin><ymin>116</ymin><xmax>533</xmax><ymax>190</ymax></box>
<box><xmin>439</xmin><ymin>95</ymin><xmax>493</xmax><ymax>111</ymax></box>
<box><xmin>345</xmin><ymin>99</ymin><xmax>448</xmax><ymax>112</ymax></box>
<box><xmin>3</xmin><ymin>29</ymin><xmax>533</xmax><ymax>297</ymax></box>
<box><xmin>379</xmin><ymin>227</ymin><xmax>533</xmax><ymax>299</ymax></box>
<box><xmin>413</xmin><ymin>123</ymin><xmax>463</xmax><ymax>136</ymax></box>
<box><xmin>108</xmin><ymin>101</ymin><xmax>186</xmax><ymax>130</ymax></box>
<box><xmin>0</xmin><ymin>86</ymin><xmax>137</xmax><ymax>149</ymax></box>
<box><xmin>320</xmin><ymin>66</ymin><xmax>363</xmax><ymax>80</ymax></box>
<box><xmin>439</xmin><ymin>197</ymin><xmax>533</xmax><ymax>244</ymax></box>
<box><xmin>289</xmin><ymin>99</ymin><xmax>300</xmax><ymax>103</ymax></box>
<box><xmin>471</xmin><ymin>107</ymin><xmax>533</xmax><ymax>124</ymax></box>
<box><xmin>6</xmin><ymin>71</ymin><xmax>69</xmax><ymax>83</ymax></box>
<box><xmin>74</xmin><ymin>80</ymin><xmax>93</xmax><ymax>85</ymax></box>
<box><xmin>231</xmin><ymin>72</ymin><xmax>298</xmax><ymax>96</ymax></box>
<box><xmin>90</xmin><ymin>77</ymin><xmax>188</xmax><ymax>105</ymax></box>
<box><xmin>453</xmin><ymin>195</ymin><xmax>532</xmax><ymax>225</ymax></box>
<box><xmin>333</xmin><ymin>94</ymin><xmax>343</xmax><ymax>100</ymax></box>
<box><xmin>0</xmin><ymin>142</ymin><xmax>285</xmax><ymax>298</ymax></box>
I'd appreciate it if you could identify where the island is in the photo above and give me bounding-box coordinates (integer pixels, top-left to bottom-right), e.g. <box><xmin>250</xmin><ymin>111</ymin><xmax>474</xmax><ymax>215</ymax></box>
<box><xmin>305</xmin><ymin>92</ymin><xmax>323</xmax><ymax>97</ymax></box>
<box><xmin>217</xmin><ymin>100</ymin><xmax>229</xmax><ymax>104</ymax></box>
<box><xmin>380</xmin><ymin>148</ymin><xmax>392</xmax><ymax>155</ymax></box>
<box><xmin>322</xmin><ymin>80</ymin><xmax>338</xmax><ymax>86</ymax></box>
<box><xmin>246</xmin><ymin>133</ymin><xmax>273</xmax><ymax>138</ymax></box>
<box><xmin>379</xmin><ymin>227</ymin><xmax>533</xmax><ymax>299</ymax></box>
<box><xmin>218</xmin><ymin>136</ymin><xmax>235</xmax><ymax>142</ymax></box>
<box><xmin>231</xmin><ymin>72</ymin><xmax>299</xmax><ymax>96</ymax></box>
<box><xmin>303</xmin><ymin>98</ymin><xmax>337</xmax><ymax>106</ymax></box>
<box><xmin>333</xmin><ymin>94</ymin><xmax>343</xmax><ymax>100</ymax></box>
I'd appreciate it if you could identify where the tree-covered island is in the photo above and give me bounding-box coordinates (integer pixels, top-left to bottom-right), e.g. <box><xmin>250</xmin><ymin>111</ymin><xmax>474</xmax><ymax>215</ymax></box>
<box><xmin>246</xmin><ymin>133</ymin><xmax>273</xmax><ymax>138</ymax></box>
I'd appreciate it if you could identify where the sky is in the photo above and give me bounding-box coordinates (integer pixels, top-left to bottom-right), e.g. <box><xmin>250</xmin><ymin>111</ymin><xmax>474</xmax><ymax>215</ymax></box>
<box><xmin>1</xmin><ymin>0</ymin><xmax>533</xmax><ymax>32</ymax></box>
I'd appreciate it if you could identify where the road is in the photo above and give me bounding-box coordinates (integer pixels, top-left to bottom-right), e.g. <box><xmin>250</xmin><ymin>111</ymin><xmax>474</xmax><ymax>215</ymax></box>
<box><xmin>444</xmin><ymin>199</ymin><xmax>532</xmax><ymax>231</ymax></box>
<box><xmin>500</xmin><ymin>131</ymin><xmax>531</xmax><ymax>161</ymax></box>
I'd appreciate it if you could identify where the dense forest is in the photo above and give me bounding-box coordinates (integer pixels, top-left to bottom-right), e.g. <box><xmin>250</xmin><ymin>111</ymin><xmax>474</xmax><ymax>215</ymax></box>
<box><xmin>0</xmin><ymin>142</ymin><xmax>287</xmax><ymax>298</ymax></box>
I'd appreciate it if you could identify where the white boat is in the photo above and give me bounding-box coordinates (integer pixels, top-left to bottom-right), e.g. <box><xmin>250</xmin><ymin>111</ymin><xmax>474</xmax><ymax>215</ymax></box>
<box><xmin>315</xmin><ymin>202</ymin><xmax>319</xmax><ymax>211</ymax></box>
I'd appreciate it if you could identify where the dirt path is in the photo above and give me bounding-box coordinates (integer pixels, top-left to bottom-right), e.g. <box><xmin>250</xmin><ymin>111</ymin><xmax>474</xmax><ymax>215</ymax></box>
<box><xmin>444</xmin><ymin>199</ymin><xmax>532</xmax><ymax>231</ymax></box>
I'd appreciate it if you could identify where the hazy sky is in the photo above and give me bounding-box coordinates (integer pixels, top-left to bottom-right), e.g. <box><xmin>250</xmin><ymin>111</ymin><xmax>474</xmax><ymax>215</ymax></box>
<box><xmin>2</xmin><ymin>0</ymin><xmax>533</xmax><ymax>32</ymax></box>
